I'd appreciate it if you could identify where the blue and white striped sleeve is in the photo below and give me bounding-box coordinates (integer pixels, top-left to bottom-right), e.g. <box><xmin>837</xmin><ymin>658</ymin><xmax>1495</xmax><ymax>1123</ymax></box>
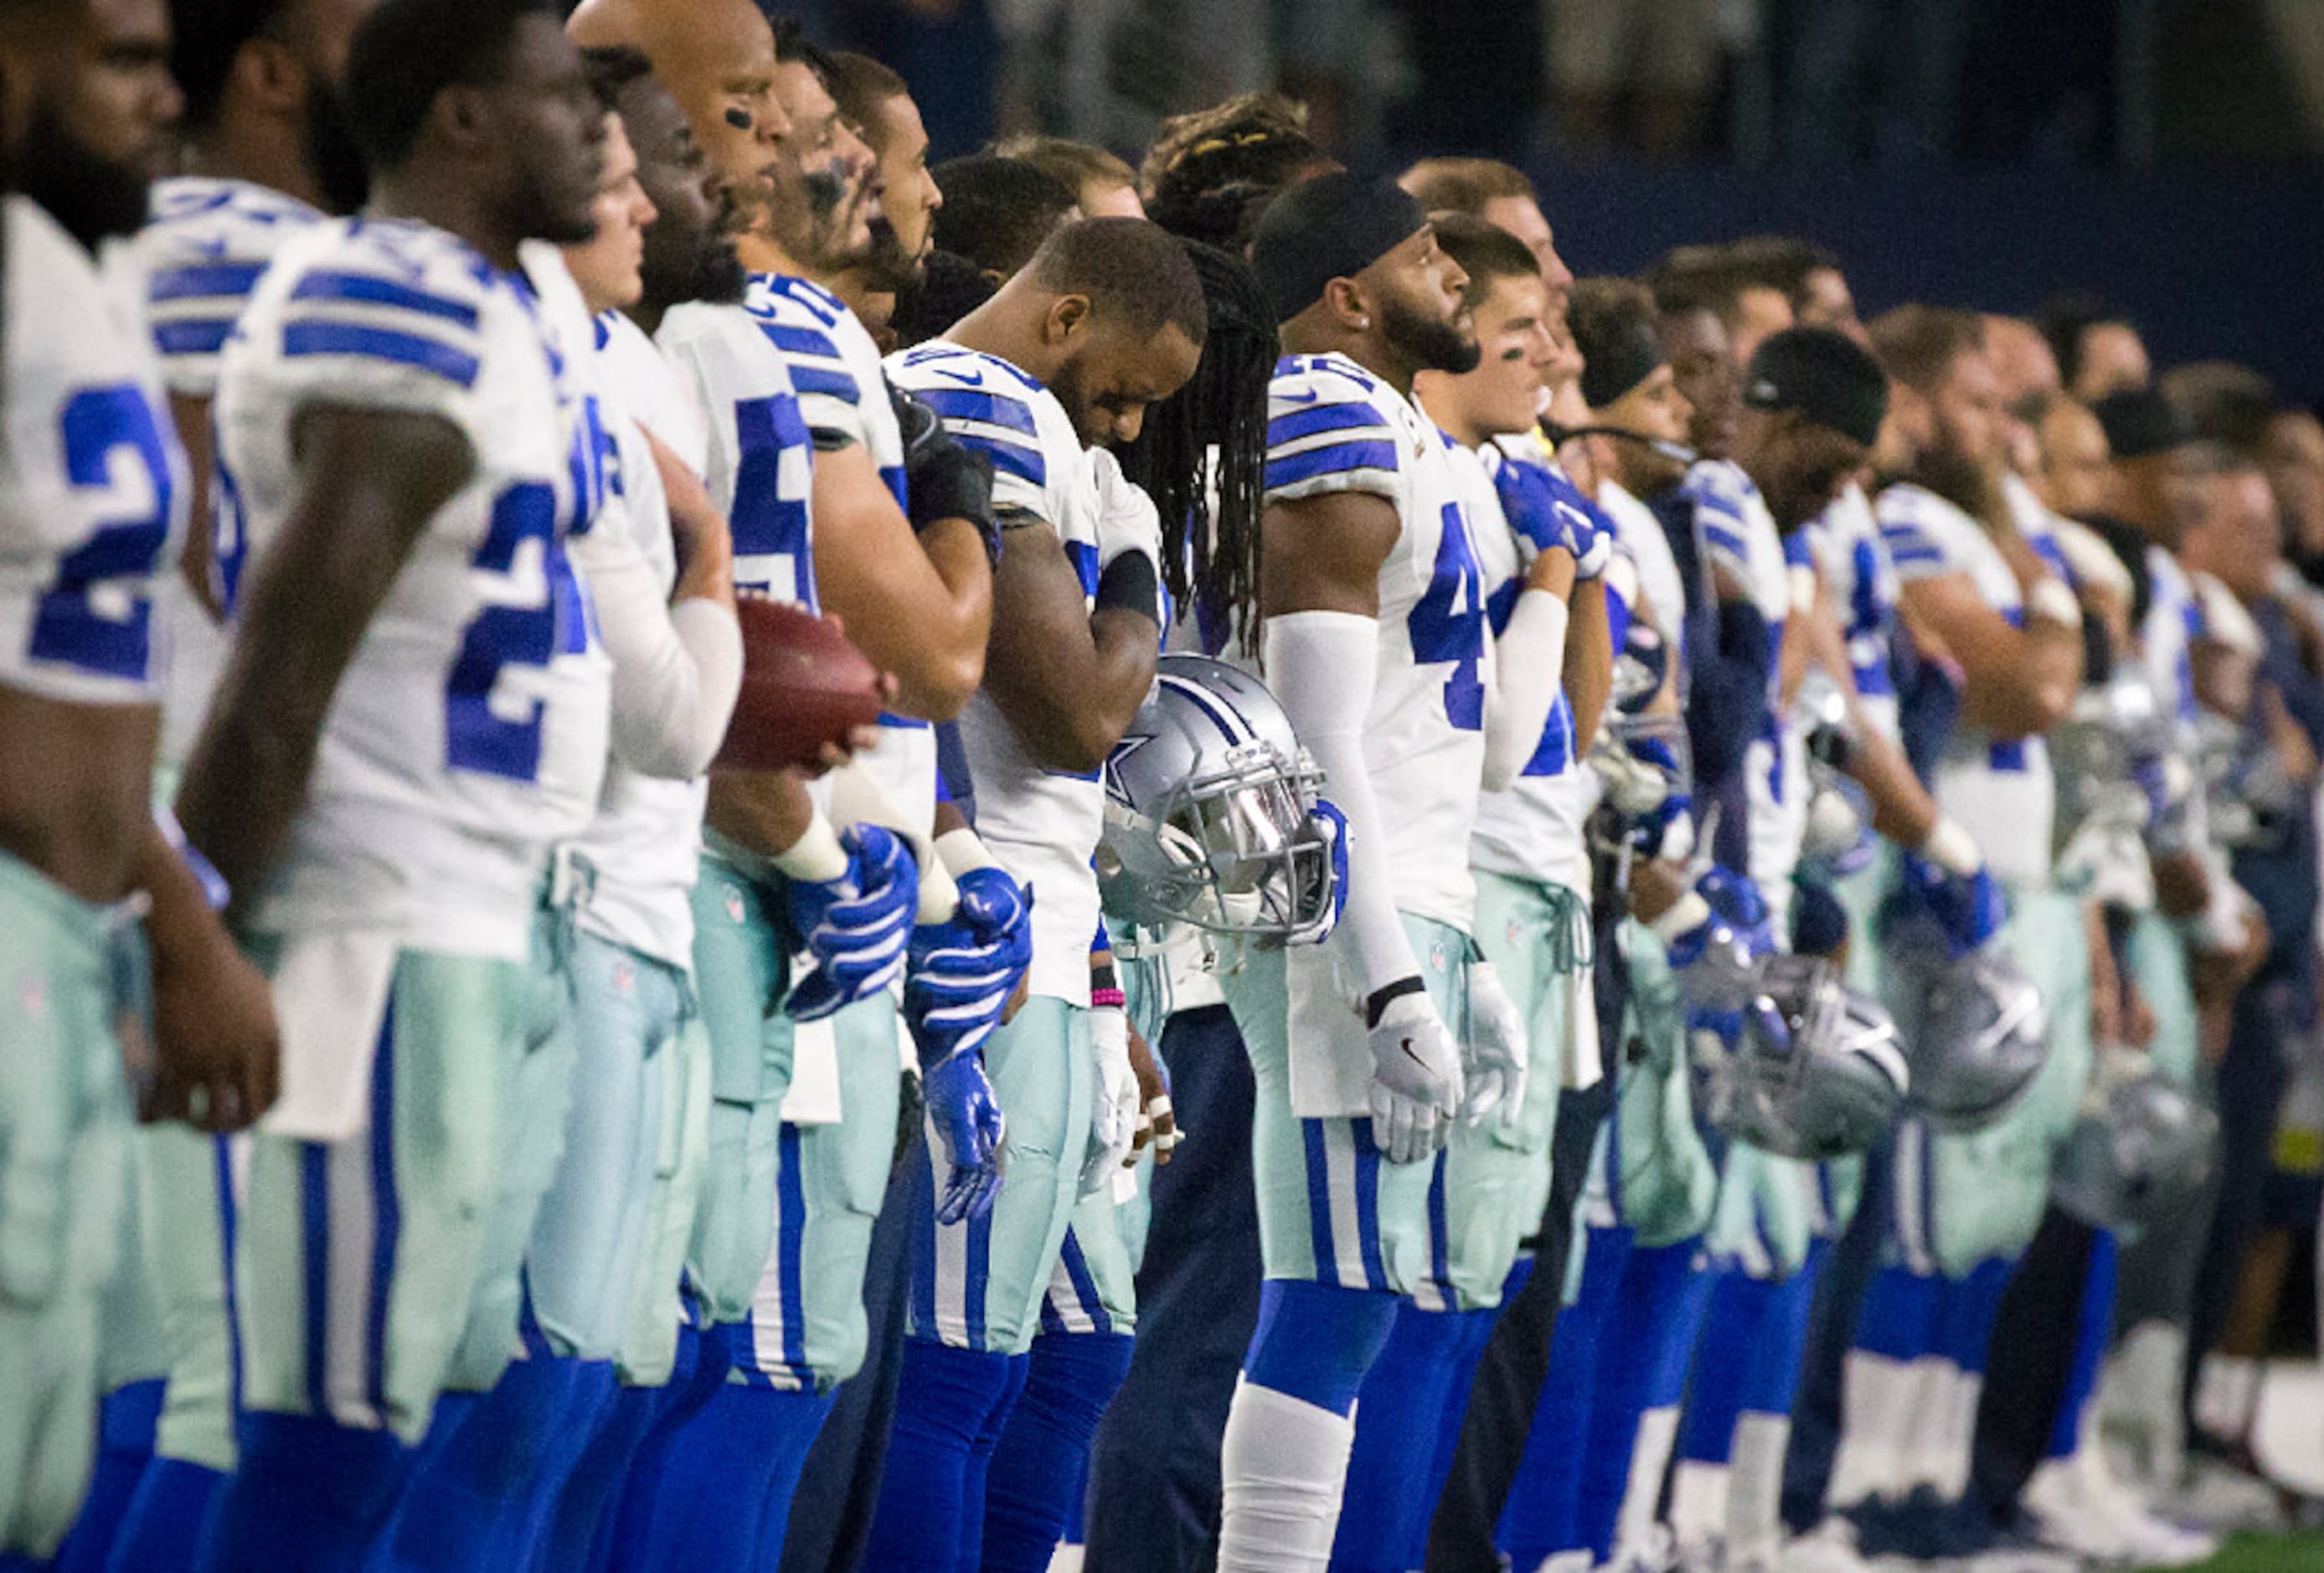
<box><xmin>748</xmin><ymin>280</ymin><xmax>869</xmax><ymax>451</ymax></box>
<box><xmin>266</xmin><ymin>242</ymin><xmax>490</xmax><ymax>418</ymax></box>
<box><xmin>1261</xmin><ymin>363</ymin><xmax>1401</xmax><ymax>504</ymax></box>
<box><xmin>1874</xmin><ymin>484</ymin><xmax>1968</xmax><ymax>583</ymax></box>
<box><xmin>147</xmin><ymin>257</ymin><xmax>271</xmax><ymax>395</ymax></box>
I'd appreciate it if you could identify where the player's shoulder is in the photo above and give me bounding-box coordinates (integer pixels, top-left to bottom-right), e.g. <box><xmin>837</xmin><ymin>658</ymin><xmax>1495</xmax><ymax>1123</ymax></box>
<box><xmin>887</xmin><ymin>341</ymin><xmax>1068</xmax><ymax>489</ymax></box>
<box><xmin>1265</xmin><ymin>352</ymin><xmax>1422</xmax><ymax>498</ymax></box>
<box><xmin>140</xmin><ymin>176</ymin><xmax>321</xmax><ymax>266</ymax></box>
<box><xmin>236</xmin><ymin>218</ymin><xmax>503</xmax><ymax>394</ymax></box>
<box><xmin>745</xmin><ymin>272</ymin><xmax>875</xmax><ymax>403</ymax></box>
<box><xmin>1874</xmin><ymin>482</ymin><xmax>1975</xmax><ymax>549</ymax></box>
<box><xmin>1266</xmin><ymin>351</ymin><xmax>1408</xmax><ymax>431</ymax></box>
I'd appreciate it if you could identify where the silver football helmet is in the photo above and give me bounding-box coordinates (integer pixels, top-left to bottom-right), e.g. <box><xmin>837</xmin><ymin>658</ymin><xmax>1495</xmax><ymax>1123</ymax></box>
<box><xmin>1097</xmin><ymin>654</ymin><xmax>1336</xmax><ymax>938</ymax></box>
<box><xmin>1895</xmin><ymin>942</ymin><xmax>2051</xmax><ymax>1133</ymax></box>
<box><xmin>1695</xmin><ymin>954</ymin><xmax>1909</xmax><ymax>1161</ymax></box>
<box><xmin>1794</xmin><ymin>670</ymin><xmax>1872</xmax><ymax>874</ymax></box>
<box><xmin>2052</xmin><ymin>1059</ymin><xmax>2220</xmax><ymax>1230</ymax></box>
<box><xmin>2049</xmin><ymin>666</ymin><xmax>2195</xmax><ymax>857</ymax></box>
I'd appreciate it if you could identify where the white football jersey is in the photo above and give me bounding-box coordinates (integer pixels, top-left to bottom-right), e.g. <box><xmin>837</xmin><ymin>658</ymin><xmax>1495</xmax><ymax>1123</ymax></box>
<box><xmin>656</xmin><ymin>284</ymin><xmax>815</xmax><ymax>608</ymax></box>
<box><xmin>1597</xmin><ymin>477</ymin><xmax>1684</xmax><ymax>670</ymax></box>
<box><xmin>887</xmin><ymin>339</ymin><xmax>1105</xmax><ymax>1005</ymax></box>
<box><xmin>559</xmin><ymin>310</ymin><xmax>711</xmax><ymax>971</ymax></box>
<box><xmin>136</xmin><ymin>177</ymin><xmax>325</xmax><ymax>767</ymax></box>
<box><xmin>1879</xmin><ymin>482</ymin><xmax>2055</xmax><ymax>887</ymax></box>
<box><xmin>1688</xmin><ymin>461</ymin><xmax>1803</xmax><ymax>903</ymax></box>
<box><xmin>1808</xmin><ymin>482</ymin><xmax>1901</xmax><ymax>744</ymax></box>
<box><xmin>0</xmin><ymin>196</ymin><xmax>187</xmax><ymax>707</ymax></box>
<box><xmin>214</xmin><ymin>218</ymin><xmax>608</xmax><ymax>957</ymax></box>
<box><xmin>745</xmin><ymin>271</ymin><xmax>936</xmax><ymax>839</ymax></box>
<box><xmin>1466</xmin><ymin>440</ymin><xmax>1597</xmax><ymax>886</ymax></box>
<box><xmin>1263</xmin><ymin>352</ymin><xmax>1491</xmax><ymax>933</ymax></box>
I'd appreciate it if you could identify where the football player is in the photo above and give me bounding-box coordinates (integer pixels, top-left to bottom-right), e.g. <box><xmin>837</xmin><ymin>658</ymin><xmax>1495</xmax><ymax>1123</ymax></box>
<box><xmin>176</xmin><ymin>0</ymin><xmax>614</xmax><ymax>1560</ymax></box>
<box><xmin>1327</xmin><ymin>212</ymin><xmax>1608</xmax><ymax>1573</ymax></box>
<box><xmin>1827</xmin><ymin>307</ymin><xmax>2091</xmax><ymax>1538</ymax></box>
<box><xmin>1208</xmin><ymin>173</ymin><xmax>1495</xmax><ymax>1570</ymax></box>
<box><xmin>0</xmin><ymin>0</ymin><xmax>278</xmax><ymax>1559</ymax></box>
<box><xmin>872</xmin><ymin>215</ymin><xmax>1202</xmax><ymax>1569</ymax></box>
<box><xmin>79</xmin><ymin>0</ymin><xmax>373</xmax><ymax>1564</ymax></box>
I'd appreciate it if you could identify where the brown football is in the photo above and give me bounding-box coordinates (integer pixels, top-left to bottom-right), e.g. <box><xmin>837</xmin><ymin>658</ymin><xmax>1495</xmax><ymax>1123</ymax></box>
<box><xmin>712</xmin><ymin>596</ymin><xmax>885</xmax><ymax>774</ymax></box>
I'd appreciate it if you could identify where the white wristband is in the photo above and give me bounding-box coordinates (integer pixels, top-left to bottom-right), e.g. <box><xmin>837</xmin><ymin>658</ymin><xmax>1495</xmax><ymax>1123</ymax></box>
<box><xmin>935</xmin><ymin>826</ymin><xmax>999</xmax><ymax>876</ymax></box>
<box><xmin>1919</xmin><ymin>815</ymin><xmax>1982</xmax><ymax>879</ymax></box>
<box><xmin>2026</xmin><ymin>577</ymin><xmax>2081</xmax><ymax>629</ymax></box>
<box><xmin>1649</xmin><ymin>890</ymin><xmax>1712</xmax><ymax>944</ymax></box>
<box><xmin>773</xmin><ymin>809</ymin><xmax>849</xmax><ymax>883</ymax></box>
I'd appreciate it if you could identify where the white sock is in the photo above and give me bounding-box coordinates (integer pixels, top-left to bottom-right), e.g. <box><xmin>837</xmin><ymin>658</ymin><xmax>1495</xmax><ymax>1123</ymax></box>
<box><xmin>1927</xmin><ymin>1365</ymin><xmax>1981</xmax><ymax>1500</ymax></box>
<box><xmin>1667</xmin><ymin>1458</ymin><xmax>1728</xmax><ymax>1551</ymax></box>
<box><xmin>1726</xmin><ymin>1411</ymin><xmax>1791</xmax><ymax>1561</ymax></box>
<box><xmin>2193</xmin><ymin>1354</ymin><xmax>2261</xmax><ymax>1442</ymax></box>
<box><xmin>1827</xmin><ymin>1352</ymin><xmax>1914</xmax><ymax>1509</ymax></box>
<box><xmin>1613</xmin><ymin>1405</ymin><xmax>1682</xmax><ymax>1560</ymax></box>
<box><xmin>1217</xmin><ymin>1376</ymin><xmax>1357</xmax><ymax>1572</ymax></box>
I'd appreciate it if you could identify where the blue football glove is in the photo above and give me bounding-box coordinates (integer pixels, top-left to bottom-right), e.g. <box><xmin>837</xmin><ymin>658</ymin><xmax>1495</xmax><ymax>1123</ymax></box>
<box><xmin>1626</xmin><ymin>734</ymin><xmax>1694</xmax><ymax>858</ymax></box>
<box><xmin>1666</xmin><ymin>866</ymin><xmax>1775</xmax><ymax>1016</ymax></box>
<box><xmin>784</xmin><ymin>824</ymin><xmax>917</xmax><ymax>1022</ymax></box>
<box><xmin>1298</xmin><ymin>798</ymin><xmax>1351</xmax><ymax>945</ymax></box>
<box><xmin>921</xmin><ymin>1049</ymin><xmax>1007</xmax><ymax>1225</ymax></box>
<box><xmin>1494</xmin><ymin>458</ymin><xmax>1613</xmax><ymax>580</ymax></box>
<box><xmin>903</xmin><ymin>866</ymin><xmax>1034</xmax><ymax>1061</ymax></box>
<box><xmin>1900</xmin><ymin>853</ymin><xmax>2007</xmax><ymax>957</ymax></box>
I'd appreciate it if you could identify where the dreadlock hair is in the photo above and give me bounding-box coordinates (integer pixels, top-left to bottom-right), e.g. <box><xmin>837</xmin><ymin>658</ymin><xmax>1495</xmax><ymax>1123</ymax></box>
<box><xmin>1115</xmin><ymin>239</ymin><xmax>1278</xmax><ymax>649</ymax></box>
<box><xmin>1141</xmin><ymin>92</ymin><xmax>1332</xmax><ymax>252</ymax></box>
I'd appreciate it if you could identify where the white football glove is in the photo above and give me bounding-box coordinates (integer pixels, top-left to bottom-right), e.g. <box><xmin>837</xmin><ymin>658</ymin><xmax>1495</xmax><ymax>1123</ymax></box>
<box><xmin>1083</xmin><ymin>1006</ymin><xmax>1141</xmax><ymax>1195</ymax></box>
<box><xmin>1365</xmin><ymin>985</ymin><xmax>1463</xmax><ymax>1164</ymax></box>
<box><xmin>1461</xmin><ymin>959</ymin><xmax>1530</xmax><ymax>1131</ymax></box>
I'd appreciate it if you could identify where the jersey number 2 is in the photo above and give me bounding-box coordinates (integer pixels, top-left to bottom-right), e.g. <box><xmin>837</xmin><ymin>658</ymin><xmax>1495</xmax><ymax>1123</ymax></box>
<box><xmin>446</xmin><ymin>481</ymin><xmax>582</xmax><ymax>781</ymax></box>
<box><xmin>1408</xmin><ymin>503</ymin><xmax>1484</xmax><ymax>731</ymax></box>
<box><xmin>32</xmin><ymin>387</ymin><xmax>173</xmax><ymax>681</ymax></box>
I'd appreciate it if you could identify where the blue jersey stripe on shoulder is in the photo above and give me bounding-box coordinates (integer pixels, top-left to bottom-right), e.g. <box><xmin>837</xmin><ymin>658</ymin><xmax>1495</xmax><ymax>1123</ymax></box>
<box><xmin>1265</xmin><ymin>438</ymin><xmax>1399</xmax><ymax>488</ymax></box>
<box><xmin>1702</xmin><ymin>521</ymin><xmax>1749</xmax><ymax>560</ymax></box>
<box><xmin>760</xmin><ymin>321</ymin><xmax>841</xmax><ymax>360</ymax></box>
<box><xmin>1267</xmin><ymin>401</ymin><xmax>1383</xmax><ymax>446</ymax></box>
<box><xmin>153</xmin><ymin>317</ymin><xmax>234</xmax><ymax>357</ymax></box>
<box><xmin>150</xmin><ymin>260</ymin><xmax>268</xmax><ymax>304</ymax></box>
<box><xmin>289</xmin><ymin>270</ymin><xmax>481</xmax><ymax>330</ymax></box>
<box><xmin>772</xmin><ymin>276</ymin><xmax>843</xmax><ymax>326</ymax></box>
<box><xmin>956</xmin><ymin>432</ymin><xmax>1046</xmax><ymax>487</ymax></box>
<box><xmin>788</xmin><ymin>363</ymin><xmax>861</xmax><ymax>403</ymax></box>
<box><xmin>281</xmin><ymin>321</ymin><xmax>480</xmax><ymax>386</ymax></box>
<box><xmin>917</xmin><ymin>386</ymin><xmax>1039</xmax><ymax>437</ymax></box>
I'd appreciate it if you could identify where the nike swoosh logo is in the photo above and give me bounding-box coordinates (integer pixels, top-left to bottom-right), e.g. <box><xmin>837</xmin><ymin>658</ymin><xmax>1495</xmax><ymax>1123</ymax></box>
<box><xmin>935</xmin><ymin>366</ymin><xmax>985</xmax><ymax>386</ymax></box>
<box><xmin>1399</xmin><ymin>1038</ymin><xmax>1425</xmax><ymax>1065</ymax></box>
<box><xmin>1278</xmin><ymin>388</ymin><xmax>1320</xmax><ymax>405</ymax></box>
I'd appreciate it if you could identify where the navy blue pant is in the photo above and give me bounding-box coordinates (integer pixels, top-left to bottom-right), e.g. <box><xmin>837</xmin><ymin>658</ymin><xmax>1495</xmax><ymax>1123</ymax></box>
<box><xmin>1083</xmin><ymin>1005</ymin><xmax>1264</xmax><ymax>1573</ymax></box>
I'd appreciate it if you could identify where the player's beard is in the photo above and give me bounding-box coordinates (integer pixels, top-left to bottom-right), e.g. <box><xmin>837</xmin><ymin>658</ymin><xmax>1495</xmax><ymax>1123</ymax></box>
<box><xmin>302</xmin><ymin>76</ymin><xmax>371</xmax><ymax>216</ymax></box>
<box><xmin>17</xmin><ymin>97</ymin><xmax>152</xmax><ymax>250</ymax></box>
<box><xmin>857</xmin><ymin>214</ymin><xmax>922</xmax><ymax>293</ymax></box>
<box><xmin>643</xmin><ymin>211</ymin><xmax>746</xmax><ymax>310</ymax></box>
<box><xmin>1382</xmin><ymin>295</ymin><xmax>1480</xmax><ymax>376</ymax></box>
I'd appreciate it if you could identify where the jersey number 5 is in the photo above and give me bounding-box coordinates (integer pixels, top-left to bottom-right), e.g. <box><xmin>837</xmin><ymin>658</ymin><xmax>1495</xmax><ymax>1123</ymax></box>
<box><xmin>1408</xmin><ymin>502</ymin><xmax>1484</xmax><ymax>731</ymax></box>
<box><xmin>33</xmin><ymin>387</ymin><xmax>174</xmax><ymax>681</ymax></box>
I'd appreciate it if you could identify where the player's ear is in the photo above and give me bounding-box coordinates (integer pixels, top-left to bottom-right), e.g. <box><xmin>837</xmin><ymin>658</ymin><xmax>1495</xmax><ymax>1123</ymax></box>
<box><xmin>436</xmin><ymin>81</ymin><xmax>491</xmax><ymax>152</ymax></box>
<box><xmin>1322</xmin><ymin>276</ymin><xmax>1369</xmax><ymax>334</ymax></box>
<box><xmin>235</xmin><ymin>34</ymin><xmax>307</xmax><ymax>116</ymax></box>
<box><xmin>1046</xmin><ymin>292</ymin><xmax>1090</xmax><ymax>344</ymax></box>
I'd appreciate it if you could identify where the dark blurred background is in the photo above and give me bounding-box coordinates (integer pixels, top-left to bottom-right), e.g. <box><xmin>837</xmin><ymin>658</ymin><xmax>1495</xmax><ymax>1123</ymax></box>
<box><xmin>786</xmin><ymin>0</ymin><xmax>2324</xmax><ymax>405</ymax></box>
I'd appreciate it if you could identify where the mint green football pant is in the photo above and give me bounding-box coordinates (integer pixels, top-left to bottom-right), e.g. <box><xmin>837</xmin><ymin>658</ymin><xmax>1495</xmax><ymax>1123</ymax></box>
<box><xmin>1226</xmin><ymin>914</ymin><xmax>1468</xmax><ymax>1296</ymax></box>
<box><xmin>0</xmin><ymin>850</ymin><xmax>140</xmax><ymax>1557</ymax></box>
<box><xmin>1427</xmin><ymin>871</ymin><xmax>1591</xmax><ymax>1312</ymax></box>
<box><xmin>234</xmin><ymin>912</ymin><xmax>574</xmax><ymax>1441</ymax></box>
<box><xmin>1894</xmin><ymin>884</ymin><xmax>2094</xmax><ymax>1277</ymax></box>
<box><xmin>1580</xmin><ymin>921</ymin><xmax>1719</xmax><ymax>1267</ymax></box>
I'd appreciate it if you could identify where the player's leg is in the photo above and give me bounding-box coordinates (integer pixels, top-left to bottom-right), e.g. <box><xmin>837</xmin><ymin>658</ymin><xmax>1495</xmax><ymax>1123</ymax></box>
<box><xmin>96</xmin><ymin>1126</ymin><xmax>241</xmax><ymax>1573</ymax></box>
<box><xmin>1084</xmin><ymin>1000</ymin><xmax>1265</xmax><ymax>1573</ymax></box>
<box><xmin>865</xmin><ymin>998</ymin><xmax>1091</xmax><ymax>1569</ymax></box>
<box><xmin>605</xmin><ymin>855</ymin><xmax>789</xmax><ymax>1562</ymax></box>
<box><xmin>1215</xmin><ymin>926</ymin><xmax>1444</xmax><ymax>1571</ymax></box>
<box><xmin>388</xmin><ymin>929</ymin><xmax>675</xmax><ymax>1570</ymax></box>
<box><xmin>529</xmin><ymin>998</ymin><xmax>711</xmax><ymax>1572</ymax></box>
<box><xmin>199</xmin><ymin>938</ymin><xmax>533</xmax><ymax>1571</ymax></box>
<box><xmin>982</xmin><ymin>1200</ymin><xmax>1138</xmax><ymax>1572</ymax></box>
<box><xmin>0</xmin><ymin>856</ymin><xmax>138</xmax><ymax>1564</ymax></box>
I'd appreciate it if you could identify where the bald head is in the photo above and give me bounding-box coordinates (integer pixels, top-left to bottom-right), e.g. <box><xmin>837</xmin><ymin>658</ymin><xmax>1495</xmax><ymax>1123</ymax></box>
<box><xmin>568</xmin><ymin>0</ymin><xmax>785</xmax><ymax>203</ymax></box>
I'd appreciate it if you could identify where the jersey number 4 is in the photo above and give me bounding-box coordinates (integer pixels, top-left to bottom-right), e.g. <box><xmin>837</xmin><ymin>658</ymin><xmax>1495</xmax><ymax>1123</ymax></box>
<box><xmin>33</xmin><ymin>387</ymin><xmax>174</xmax><ymax>681</ymax></box>
<box><xmin>1408</xmin><ymin>503</ymin><xmax>1484</xmax><ymax>731</ymax></box>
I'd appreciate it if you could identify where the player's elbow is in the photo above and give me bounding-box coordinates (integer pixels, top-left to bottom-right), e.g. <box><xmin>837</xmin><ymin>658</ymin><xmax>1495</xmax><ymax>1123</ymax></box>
<box><xmin>891</xmin><ymin>643</ymin><xmax>985</xmax><ymax>724</ymax></box>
